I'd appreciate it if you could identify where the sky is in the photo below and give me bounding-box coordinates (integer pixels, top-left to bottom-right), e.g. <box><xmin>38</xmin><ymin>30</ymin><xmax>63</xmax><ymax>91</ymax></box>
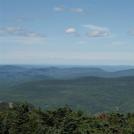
<box><xmin>0</xmin><ymin>0</ymin><xmax>134</xmax><ymax>65</ymax></box>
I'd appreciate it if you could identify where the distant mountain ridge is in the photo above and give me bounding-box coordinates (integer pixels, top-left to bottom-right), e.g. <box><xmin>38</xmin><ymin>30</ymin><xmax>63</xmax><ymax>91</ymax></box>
<box><xmin>1</xmin><ymin>65</ymin><xmax>134</xmax><ymax>91</ymax></box>
<box><xmin>0</xmin><ymin>65</ymin><xmax>134</xmax><ymax>80</ymax></box>
<box><xmin>0</xmin><ymin>65</ymin><xmax>134</xmax><ymax>113</ymax></box>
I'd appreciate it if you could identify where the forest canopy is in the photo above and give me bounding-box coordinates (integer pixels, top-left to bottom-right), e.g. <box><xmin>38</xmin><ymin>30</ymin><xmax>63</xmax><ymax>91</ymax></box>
<box><xmin>0</xmin><ymin>102</ymin><xmax>134</xmax><ymax>134</ymax></box>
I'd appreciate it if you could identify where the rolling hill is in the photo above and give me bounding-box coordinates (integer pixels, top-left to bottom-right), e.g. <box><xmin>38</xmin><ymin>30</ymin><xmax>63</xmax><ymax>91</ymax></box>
<box><xmin>0</xmin><ymin>65</ymin><xmax>134</xmax><ymax>113</ymax></box>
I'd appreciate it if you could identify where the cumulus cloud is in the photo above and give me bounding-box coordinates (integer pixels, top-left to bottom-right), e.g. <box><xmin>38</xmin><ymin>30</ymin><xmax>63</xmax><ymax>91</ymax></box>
<box><xmin>65</xmin><ymin>27</ymin><xmax>79</xmax><ymax>36</ymax></box>
<box><xmin>65</xmin><ymin>27</ymin><xmax>76</xmax><ymax>34</ymax></box>
<box><xmin>54</xmin><ymin>6</ymin><xmax>84</xmax><ymax>14</ymax></box>
<box><xmin>0</xmin><ymin>27</ymin><xmax>22</xmax><ymax>36</ymax></box>
<box><xmin>53</xmin><ymin>5</ymin><xmax>65</xmax><ymax>12</ymax></box>
<box><xmin>69</xmin><ymin>8</ymin><xmax>84</xmax><ymax>13</ymax></box>
<box><xmin>0</xmin><ymin>26</ymin><xmax>45</xmax><ymax>38</ymax></box>
<box><xmin>83</xmin><ymin>24</ymin><xmax>111</xmax><ymax>38</ymax></box>
<box><xmin>0</xmin><ymin>26</ymin><xmax>46</xmax><ymax>45</ymax></box>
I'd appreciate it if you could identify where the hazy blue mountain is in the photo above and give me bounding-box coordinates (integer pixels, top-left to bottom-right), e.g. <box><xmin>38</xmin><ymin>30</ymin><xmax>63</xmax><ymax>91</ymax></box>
<box><xmin>1</xmin><ymin>65</ymin><xmax>134</xmax><ymax>90</ymax></box>
<box><xmin>1</xmin><ymin>65</ymin><xmax>134</xmax><ymax>79</ymax></box>
<box><xmin>0</xmin><ymin>65</ymin><xmax>134</xmax><ymax>113</ymax></box>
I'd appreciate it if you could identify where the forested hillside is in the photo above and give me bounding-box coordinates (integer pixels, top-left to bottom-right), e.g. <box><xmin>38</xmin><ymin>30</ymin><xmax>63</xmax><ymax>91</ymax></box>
<box><xmin>0</xmin><ymin>102</ymin><xmax>134</xmax><ymax>134</ymax></box>
<box><xmin>1</xmin><ymin>66</ymin><xmax>134</xmax><ymax>113</ymax></box>
<box><xmin>1</xmin><ymin>76</ymin><xmax>134</xmax><ymax>113</ymax></box>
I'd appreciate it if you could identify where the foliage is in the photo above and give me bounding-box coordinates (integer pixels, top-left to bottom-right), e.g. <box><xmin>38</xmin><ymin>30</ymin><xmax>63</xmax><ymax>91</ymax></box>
<box><xmin>1</xmin><ymin>76</ymin><xmax>134</xmax><ymax>113</ymax></box>
<box><xmin>0</xmin><ymin>102</ymin><xmax>134</xmax><ymax>134</ymax></box>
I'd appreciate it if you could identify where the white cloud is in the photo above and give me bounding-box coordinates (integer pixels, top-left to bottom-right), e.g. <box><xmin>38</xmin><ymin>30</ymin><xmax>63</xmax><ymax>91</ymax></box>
<box><xmin>65</xmin><ymin>27</ymin><xmax>80</xmax><ymax>36</ymax></box>
<box><xmin>83</xmin><ymin>24</ymin><xmax>111</xmax><ymax>38</ymax></box>
<box><xmin>70</xmin><ymin>8</ymin><xmax>84</xmax><ymax>13</ymax></box>
<box><xmin>65</xmin><ymin>27</ymin><xmax>76</xmax><ymax>34</ymax></box>
<box><xmin>0</xmin><ymin>26</ymin><xmax>46</xmax><ymax>45</ymax></box>
<box><xmin>0</xmin><ymin>26</ymin><xmax>45</xmax><ymax>38</ymax></box>
<box><xmin>54</xmin><ymin>6</ymin><xmax>84</xmax><ymax>14</ymax></box>
<box><xmin>0</xmin><ymin>26</ymin><xmax>22</xmax><ymax>36</ymax></box>
<box><xmin>53</xmin><ymin>6</ymin><xmax>65</xmax><ymax>12</ymax></box>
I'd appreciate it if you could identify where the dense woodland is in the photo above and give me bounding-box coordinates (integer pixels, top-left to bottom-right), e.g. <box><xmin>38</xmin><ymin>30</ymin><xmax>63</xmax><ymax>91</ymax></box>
<box><xmin>1</xmin><ymin>66</ymin><xmax>134</xmax><ymax>113</ymax></box>
<box><xmin>0</xmin><ymin>102</ymin><xmax>134</xmax><ymax>134</ymax></box>
<box><xmin>1</xmin><ymin>66</ymin><xmax>134</xmax><ymax>133</ymax></box>
<box><xmin>1</xmin><ymin>76</ymin><xmax>134</xmax><ymax>113</ymax></box>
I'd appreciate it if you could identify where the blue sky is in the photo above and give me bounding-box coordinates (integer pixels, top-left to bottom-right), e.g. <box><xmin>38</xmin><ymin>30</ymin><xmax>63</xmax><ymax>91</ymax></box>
<box><xmin>0</xmin><ymin>0</ymin><xmax>134</xmax><ymax>65</ymax></box>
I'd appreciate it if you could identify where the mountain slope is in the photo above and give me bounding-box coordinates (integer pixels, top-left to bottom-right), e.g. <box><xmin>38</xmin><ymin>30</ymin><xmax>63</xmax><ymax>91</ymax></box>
<box><xmin>1</xmin><ymin>76</ymin><xmax>134</xmax><ymax>113</ymax></box>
